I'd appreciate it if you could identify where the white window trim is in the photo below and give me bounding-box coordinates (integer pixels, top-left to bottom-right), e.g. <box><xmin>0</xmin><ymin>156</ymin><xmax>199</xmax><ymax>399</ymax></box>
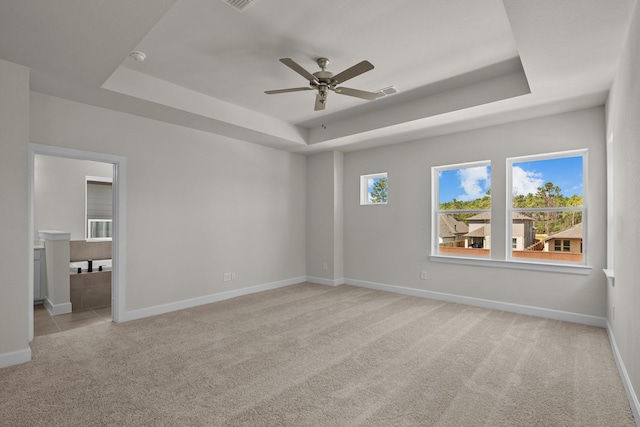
<box><xmin>360</xmin><ymin>172</ymin><xmax>388</xmax><ymax>205</ymax></box>
<box><xmin>429</xmin><ymin>254</ymin><xmax>592</xmax><ymax>275</ymax></box>
<box><xmin>604</xmin><ymin>133</ymin><xmax>615</xmax><ymax>285</ymax></box>
<box><xmin>431</xmin><ymin>160</ymin><xmax>491</xmax><ymax>258</ymax></box>
<box><xmin>505</xmin><ymin>149</ymin><xmax>588</xmax><ymax>267</ymax></box>
<box><xmin>430</xmin><ymin>152</ymin><xmax>593</xmax><ymax>275</ymax></box>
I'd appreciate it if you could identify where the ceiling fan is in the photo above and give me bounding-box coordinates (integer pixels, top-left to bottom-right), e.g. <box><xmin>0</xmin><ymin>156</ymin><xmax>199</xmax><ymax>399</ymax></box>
<box><xmin>265</xmin><ymin>57</ymin><xmax>378</xmax><ymax>111</ymax></box>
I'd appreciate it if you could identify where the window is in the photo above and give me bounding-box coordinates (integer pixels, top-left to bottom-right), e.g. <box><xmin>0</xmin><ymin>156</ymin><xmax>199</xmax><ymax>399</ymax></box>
<box><xmin>86</xmin><ymin>176</ymin><xmax>113</xmax><ymax>240</ymax></box>
<box><xmin>432</xmin><ymin>161</ymin><xmax>491</xmax><ymax>257</ymax></box>
<box><xmin>360</xmin><ymin>173</ymin><xmax>388</xmax><ymax>205</ymax></box>
<box><xmin>507</xmin><ymin>150</ymin><xmax>586</xmax><ymax>264</ymax></box>
<box><xmin>554</xmin><ymin>240</ymin><xmax>571</xmax><ymax>252</ymax></box>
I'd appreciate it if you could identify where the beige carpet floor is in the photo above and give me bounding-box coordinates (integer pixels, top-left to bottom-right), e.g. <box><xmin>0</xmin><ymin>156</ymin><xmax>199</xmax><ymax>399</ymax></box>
<box><xmin>0</xmin><ymin>283</ymin><xmax>635</xmax><ymax>426</ymax></box>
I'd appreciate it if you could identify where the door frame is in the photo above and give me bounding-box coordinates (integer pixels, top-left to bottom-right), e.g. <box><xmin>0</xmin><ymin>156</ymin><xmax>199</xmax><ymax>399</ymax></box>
<box><xmin>28</xmin><ymin>143</ymin><xmax>127</xmax><ymax>341</ymax></box>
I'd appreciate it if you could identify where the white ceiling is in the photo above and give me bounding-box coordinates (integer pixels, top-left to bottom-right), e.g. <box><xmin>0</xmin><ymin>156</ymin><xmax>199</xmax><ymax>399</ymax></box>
<box><xmin>0</xmin><ymin>0</ymin><xmax>635</xmax><ymax>153</ymax></box>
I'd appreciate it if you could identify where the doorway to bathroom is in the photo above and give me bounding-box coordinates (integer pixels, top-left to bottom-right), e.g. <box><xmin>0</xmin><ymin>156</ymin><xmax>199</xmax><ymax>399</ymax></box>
<box><xmin>28</xmin><ymin>143</ymin><xmax>126</xmax><ymax>341</ymax></box>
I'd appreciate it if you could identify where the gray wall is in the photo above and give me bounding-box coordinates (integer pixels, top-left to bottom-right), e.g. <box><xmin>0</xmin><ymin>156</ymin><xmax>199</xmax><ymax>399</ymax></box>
<box><xmin>606</xmin><ymin>0</ymin><xmax>640</xmax><ymax>415</ymax></box>
<box><xmin>306</xmin><ymin>151</ymin><xmax>344</xmax><ymax>282</ymax></box>
<box><xmin>0</xmin><ymin>59</ymin><xmax>29</xmax><ymax>362</ymax></box>
<box><xmin>344</xmin><ymin>107</ymin><xmax>607</xmax><ymax>317</ymax></box>
<box><xmin>333</xmin><ymin>152</ymin><xmax>344</xmax><ymax>280</ymax></box>
<box><xmin>34</xmin><ymin>156</ymin><xmax>113</xmax><ymax>241</ymax></box>
<box><xmin>29</xmin><ymin>92</ymin><xmax>307</xmax><ymax>313</ymax></box>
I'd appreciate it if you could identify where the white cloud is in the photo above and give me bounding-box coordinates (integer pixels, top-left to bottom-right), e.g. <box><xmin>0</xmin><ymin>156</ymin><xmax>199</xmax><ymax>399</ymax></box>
<box><xmin>456</xmin><ymin>166</ymin><xmax>489</xmax><ymax>201</ymax></box>
<box><xmin>512</xmin><ymin>166</ymin><xmax>543</xmax><ymax>195</ymax></box>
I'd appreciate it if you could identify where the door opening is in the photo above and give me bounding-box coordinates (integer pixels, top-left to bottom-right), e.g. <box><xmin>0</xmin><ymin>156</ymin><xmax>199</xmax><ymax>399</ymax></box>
<box><xmin>28</xmin><ymin>143</ymin><xmax>126</xmax><ymax>341</ymax></box>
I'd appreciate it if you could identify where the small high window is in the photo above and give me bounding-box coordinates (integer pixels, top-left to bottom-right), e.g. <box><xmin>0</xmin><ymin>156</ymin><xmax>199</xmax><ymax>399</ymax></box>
<box><xmin>360</xmin><ymin>173</ymin><xmax>388</xmax><ymax>205</ymax></box>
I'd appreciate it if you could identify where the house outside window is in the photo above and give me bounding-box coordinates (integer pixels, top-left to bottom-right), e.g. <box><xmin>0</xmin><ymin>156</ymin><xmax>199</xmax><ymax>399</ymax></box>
<box><xmin>432</xmin><ymin>161</ymin><xmax>491</xmax><ymax>257</ymax></box>
<box><xmin>507</xmin><ymin>150</ymin><xmax>587</xmax><ymax>264</ymax></box>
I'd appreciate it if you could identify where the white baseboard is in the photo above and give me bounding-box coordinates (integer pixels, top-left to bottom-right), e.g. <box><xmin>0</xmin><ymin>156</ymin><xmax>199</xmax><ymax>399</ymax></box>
<box><xmin>44</xmin><ymin>298</ymin><xmax>72</xmax><ymax>316</ymax></box>
<box><xmin>606</xmin><ymin>321</ymin><xmax>640</xmax><ymax>425</ymax></box>
<box><xmin>343</xmin><ymin>278</ymin><xmax>607</xmax><ymax>328</ymax></box>
<box><xmin>306</xmin><ymin>276</ymin><xmax>344</xmax><ymax>287</ymax></box>
<box><xmin>119</xmin><ymin>275</ymin><xmax>606</xmax><ymax>329</ymax></box>
<box><xmin>119</xmin><ymin>276</ymin><xmax>307</xmax><ymax>322</ymax></box>
<box><xmin>0</xmin><ymin>347</ymin><xmax>31</xmax><ymax>369</ymax></box>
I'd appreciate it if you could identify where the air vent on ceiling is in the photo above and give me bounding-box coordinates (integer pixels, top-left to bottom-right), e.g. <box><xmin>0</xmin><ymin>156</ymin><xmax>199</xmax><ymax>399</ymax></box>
<box><xmin>221</xmin><ymin>0</ymin><xmax>260</xmax><ymax>12</ymax></box>
<box><xmin>374</xmin><ymin>85</ymin><xmax>399</xmax><ymax>98</ymax></box>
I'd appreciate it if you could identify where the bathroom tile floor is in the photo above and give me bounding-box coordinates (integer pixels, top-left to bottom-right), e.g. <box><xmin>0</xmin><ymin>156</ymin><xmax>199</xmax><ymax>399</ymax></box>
<box><xmin>34</xmin><ymin>304</ymin><xmax>112</xmax><ymax>337</ymax></box>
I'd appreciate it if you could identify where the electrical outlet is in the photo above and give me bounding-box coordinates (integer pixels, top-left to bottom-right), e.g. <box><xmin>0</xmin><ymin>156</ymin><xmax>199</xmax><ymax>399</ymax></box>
<box><xmin>323</xmin><ymin>262</ymin><xmax>328</xmax><ymax>271</ymax></box>
<box><xmin>231</xmin><ymin>272</ymin><xmax>236</xmax><ymax>280</ymax></box>
<box><xmin>223</xmin><ymin>272</ymin><xmax>231</xmax><ymax>281</ymax></box>
<box><xmin>420</xmin><ymin>271</ymin><xmax>428</xmax><ymax>280</ymax></box>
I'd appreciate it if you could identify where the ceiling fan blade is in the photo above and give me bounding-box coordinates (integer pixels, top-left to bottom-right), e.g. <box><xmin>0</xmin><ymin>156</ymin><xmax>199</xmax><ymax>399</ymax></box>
<box><xmin>332</xmin><ymin>60</ymin><xmax>374</xmax><ymax>85</ymax></box>
<box><xmin>333</xmin><ymin>86</ymin><xmax>378</xmax><ymax>101</ymax></box>
<box><xmin>265</xmin><ymin>87</ymin><xmax>313</xmax><ymax>95</ymax></box>
<box><xmin>314</xmin><ymin>93</ymin><xmax>326</xmax><ymax>111</ymax></box>
<box><xmin>280</xmin><ymin>58</ymin><xmax>318</xmax><ymax>83</ymax></box>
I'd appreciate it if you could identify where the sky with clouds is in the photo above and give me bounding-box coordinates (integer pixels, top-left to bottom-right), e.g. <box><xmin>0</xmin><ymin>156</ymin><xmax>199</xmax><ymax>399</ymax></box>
<box><xmin>439</xmin><ymin>156</ymin><xmax>583</xmax><ymax>204</ymax></box>
<box><xmin>439</xmin><ymin>166</ymin><xmax>491</xmax><ymax>202</ymax></box>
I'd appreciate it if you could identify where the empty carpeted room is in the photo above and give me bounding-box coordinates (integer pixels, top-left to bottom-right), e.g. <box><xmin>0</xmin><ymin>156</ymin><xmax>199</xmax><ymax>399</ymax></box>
<box><xmin>1</xmin><ymin>1</ymin><xmax>639</xmax><ymax>426</ymax></box>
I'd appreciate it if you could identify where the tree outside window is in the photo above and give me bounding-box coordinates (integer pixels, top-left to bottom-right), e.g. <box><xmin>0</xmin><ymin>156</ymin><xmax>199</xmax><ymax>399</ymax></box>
<box><xmin>360</xmin><ymin>173</ymin><xmax>388</xmax><ymax>205</ymax></box>
<box><xmin>370</xmin><ymin>176</ymin><xmax>388</xmax><ymax>203</ymax></box>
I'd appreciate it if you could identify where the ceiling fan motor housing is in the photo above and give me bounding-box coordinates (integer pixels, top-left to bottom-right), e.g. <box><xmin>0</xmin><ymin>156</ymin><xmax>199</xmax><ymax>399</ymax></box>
<box><xmin>313</xmin><ymin>70</ymin><xmax>334</xmax><ymax>81</ymax></box>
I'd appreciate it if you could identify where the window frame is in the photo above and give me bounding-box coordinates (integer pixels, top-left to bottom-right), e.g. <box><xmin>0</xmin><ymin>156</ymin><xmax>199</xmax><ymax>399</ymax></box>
<box><xmin>430</xmin><ymin>151</ymin><xmax>592</xmax><ymax>275</ymax></box>
<box><xmin>553</xmin><ymin>239</ymin><xmax>571</xmax><ymax>252</ymax></box>
<box><xmin>85</xmin><ymin>175</ymin><xmax>113</xmax><ymax>242</ymax></box>
<box><xmin>431</xmin><ymin>160</ymin><xmax>491</xmax><ymax>258</ymax></box>
<box><xmin>506</xmin><ymin>149</ymin><xmax>588</xmax><ymax>266</ymax></box>
<box><xmin>360</xmin><ymin>172</ymin><xmax>388</xmax><ymax>205</ymax></box>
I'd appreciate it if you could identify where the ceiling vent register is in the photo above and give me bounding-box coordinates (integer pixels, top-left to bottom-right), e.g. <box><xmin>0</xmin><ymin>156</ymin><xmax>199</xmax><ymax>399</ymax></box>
<box><xmin>221</xmin><ymin>0</ymin><xmax>260</xmax><ymax>12</ymax></box>
<box><xmin>374</xmin><ymin>86</ymin><xmax>399</xmax><ymax>98</ymax></box>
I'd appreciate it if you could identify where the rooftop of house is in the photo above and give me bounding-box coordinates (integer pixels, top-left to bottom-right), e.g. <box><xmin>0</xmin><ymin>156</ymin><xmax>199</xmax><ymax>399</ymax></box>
<box><xmin>544</xmin><ymin>223</ymin><xmax>583</xmax><ymax>240</ymax></box>
<box><xmin>439</xmin><ymin>214</ymin><xmax>469</xmax><ymax>238</ymax></box>
<box><xmin>467</xmin><ymin>212</ymin><xmax>535</xmax><ymax>222</ymax></box>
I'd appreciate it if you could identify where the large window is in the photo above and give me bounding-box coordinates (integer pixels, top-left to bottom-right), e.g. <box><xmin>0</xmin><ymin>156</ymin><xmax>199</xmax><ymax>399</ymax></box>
<box><xmin>431</xmin><ymin>150</ymin><xmax>588</xmax><ymax>273</ymax></box>
<box><xmin>507</xmin><ymin>150</ymin><xmax>586</xmax><ymax>264</ymax></box>
<box><xmin>432</xmin><ymin>161</ymin><xmax>491</xmax><ymax>257</ymax></box>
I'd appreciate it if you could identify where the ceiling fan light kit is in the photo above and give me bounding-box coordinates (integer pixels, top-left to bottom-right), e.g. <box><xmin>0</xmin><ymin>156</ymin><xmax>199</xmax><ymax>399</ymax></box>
<box><xmin>265</xmin><ymin>57</ymin><xmax>379</xmax><ymax>111</ymax></box>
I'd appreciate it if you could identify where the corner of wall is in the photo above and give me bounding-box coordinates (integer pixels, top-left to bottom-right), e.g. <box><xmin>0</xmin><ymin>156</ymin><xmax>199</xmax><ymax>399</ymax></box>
<box><xmin>0</xmin><ymin>58</ymin><xmax>31</xmax><ymax>366</ymax></box>
<box><xmin>606</xmin><ymin>321</ymin><xmax>640</xmax><ymax>423</ymax></box>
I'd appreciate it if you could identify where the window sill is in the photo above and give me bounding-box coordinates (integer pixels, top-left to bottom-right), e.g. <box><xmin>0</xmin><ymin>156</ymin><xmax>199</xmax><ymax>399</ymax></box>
<box><xmin>603</xmin><ymin>269</ymin><xmax>615</xmax><ymax>286</ymax></box>
<box><xmin>429</xmin><ymin>254</ymin><xmax>592</xmax><ymax>275</ymax></box>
